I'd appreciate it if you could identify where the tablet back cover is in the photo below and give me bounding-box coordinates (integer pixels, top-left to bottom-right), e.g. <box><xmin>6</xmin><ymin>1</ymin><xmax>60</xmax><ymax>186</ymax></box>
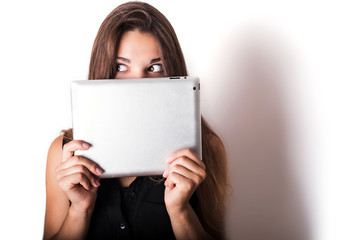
<box><xmin>71</xmin><ymin>77</ymin><xmax>201</xmax><ymax>178</ymax></box>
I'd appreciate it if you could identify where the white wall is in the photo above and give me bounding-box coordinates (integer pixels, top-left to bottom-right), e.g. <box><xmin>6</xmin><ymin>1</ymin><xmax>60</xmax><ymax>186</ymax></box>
<box><xmin>0</xmin><ymin>0</ymin><xmax>359</xmax><ymax>239</ymax></box>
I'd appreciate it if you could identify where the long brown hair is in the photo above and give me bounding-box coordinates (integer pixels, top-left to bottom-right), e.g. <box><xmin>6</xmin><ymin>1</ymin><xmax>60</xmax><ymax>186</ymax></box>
<box><xmin>64</xmin><ymin>2</ymin><xmax>229</xmax><ymax>238</ymax></box>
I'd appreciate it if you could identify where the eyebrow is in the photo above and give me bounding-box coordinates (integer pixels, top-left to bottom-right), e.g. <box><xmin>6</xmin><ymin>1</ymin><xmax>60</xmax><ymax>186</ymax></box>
<box><xmin>150</xmin><ymin>57</ymin><xmax>161</xmax><ymax>64</ymax></box>
<box><xmin>117</xmin><ymin>57</ymin><xmax>162</xmax><ymax>64</ymax></box>
<box><xmin>117</xmin><ymin>57</ymin><xmax>131</xmax><ymax>63</ymax></box>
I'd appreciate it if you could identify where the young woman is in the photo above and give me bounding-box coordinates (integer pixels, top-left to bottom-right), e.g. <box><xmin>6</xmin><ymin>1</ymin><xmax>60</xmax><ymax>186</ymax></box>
<box><xmin>44</xmin><ymin>2</ymin><xmax>229</xmax><ymax>239</ymax></box>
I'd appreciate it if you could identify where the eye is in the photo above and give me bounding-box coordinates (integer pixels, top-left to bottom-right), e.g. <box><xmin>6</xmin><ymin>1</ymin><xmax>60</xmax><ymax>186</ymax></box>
<box><xmin>147</xmin><ymin>64</ymin><xmax>163</xmax><ymax>73</ymax></box>
<box><xmin>117</xmin><ymin>64</ymin><xmax>129</xmax><ymax>72</ymax></box>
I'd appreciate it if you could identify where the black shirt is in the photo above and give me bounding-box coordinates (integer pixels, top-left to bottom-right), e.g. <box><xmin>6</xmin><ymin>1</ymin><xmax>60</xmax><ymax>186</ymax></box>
<box><xmin>87</xmin><ymin>177</ymin><xmax>198</xmax><ymax>240</ymax></box>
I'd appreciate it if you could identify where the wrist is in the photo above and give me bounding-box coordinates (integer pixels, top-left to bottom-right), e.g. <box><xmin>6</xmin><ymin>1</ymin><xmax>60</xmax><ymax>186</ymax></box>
<box><xmin>166</xmin><ymin>202</ymin><xmax>191</xmax><ymax>217</ymax></box>
<box><xmin>167</xmin><ymin>203</ymin><xmax>210</xmax><ymax>240</ymax></box>
<box><xmin>69</xmin><ymin>205</ymin><xmax>94</xmax><ymax>219</ymax></box>
<box><xmin>55</xmin><ymin>205</ymin><xmax>93</xmax><ymax>240</ymax></box>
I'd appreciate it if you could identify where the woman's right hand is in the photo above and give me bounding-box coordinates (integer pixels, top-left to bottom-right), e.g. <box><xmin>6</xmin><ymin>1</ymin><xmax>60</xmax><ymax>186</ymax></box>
<box><xmin>56</xmin><ymin>140</ymin><xmax>103</xmax><ymax>214</ymax></box>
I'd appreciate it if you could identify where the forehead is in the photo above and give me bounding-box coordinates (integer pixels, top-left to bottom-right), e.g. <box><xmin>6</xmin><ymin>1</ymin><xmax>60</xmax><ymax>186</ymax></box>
<box><xmin>117</xmin><ymin>30</ymin><xmax>162</xmax><ymax>58</ymax></box>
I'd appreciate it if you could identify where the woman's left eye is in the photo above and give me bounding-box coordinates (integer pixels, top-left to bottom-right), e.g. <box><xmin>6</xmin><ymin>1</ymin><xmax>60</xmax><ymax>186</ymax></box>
<box><xmin>147</xmin><ymin>64</ymin><xmax>163</xmax><ymax>73</ymax></box>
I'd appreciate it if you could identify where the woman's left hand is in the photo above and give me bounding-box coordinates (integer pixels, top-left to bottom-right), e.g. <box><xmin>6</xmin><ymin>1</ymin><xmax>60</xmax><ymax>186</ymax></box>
<box><xmin>163</xmin><ymin>148</ymin><xmax>206</xmax><ymax>214</ymax></box>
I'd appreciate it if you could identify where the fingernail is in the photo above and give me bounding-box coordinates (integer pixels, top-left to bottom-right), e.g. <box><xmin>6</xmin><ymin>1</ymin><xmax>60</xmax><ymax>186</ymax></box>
<box><xmin>96</xmin><ymin>167</ymin><xmax>103</xmax><ymax>175</ymax></box>
<box><xmin>82</xmin><ymin>142</ymin><xmax>90</xmax><ymax>149</ymax></box>
<box><xmin>162</xmin><ymin>170</ymin><xmax>167</xmax><ymax>177</ymax></box>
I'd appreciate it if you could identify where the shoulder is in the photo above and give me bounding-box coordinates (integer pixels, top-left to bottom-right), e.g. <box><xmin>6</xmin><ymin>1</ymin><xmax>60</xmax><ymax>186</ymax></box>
<box><xmin>47</xmin><ymin>128</ymin><xmax>72</xmax><ymax>157</ymax></box>
<box><xmin>47</xmin><ymin>134</ymin><xmax>64</xmax><ymax>162</ymax></box>
<box><xmin>46</xmin><ymin>134</ymin><xmax>65</xmax><ymax>185</ymax></box>
<box><xmin>50</xmin><ymin>134</ymin><xmax>64</xmax><ymax>150</ymax></box>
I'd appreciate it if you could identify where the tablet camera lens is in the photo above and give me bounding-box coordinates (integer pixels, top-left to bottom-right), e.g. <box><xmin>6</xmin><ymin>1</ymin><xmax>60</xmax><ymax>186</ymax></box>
<box><xmin>193</xmin><ymin>87</ymin><xmax>196</xmax><ymax>90</ymax></box>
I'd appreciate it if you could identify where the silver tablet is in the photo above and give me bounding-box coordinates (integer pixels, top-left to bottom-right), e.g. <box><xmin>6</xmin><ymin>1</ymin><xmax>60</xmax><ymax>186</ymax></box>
<box><xmin>71</xmin><ymin>77</ymin><xmax>201</xmax><ymax>178</ymax></box>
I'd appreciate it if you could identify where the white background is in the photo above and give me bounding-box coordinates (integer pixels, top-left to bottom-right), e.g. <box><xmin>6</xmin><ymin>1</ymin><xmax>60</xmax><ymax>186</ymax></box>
<box><xmin>0</xmin><ymin>0</ymin><xmax>359</xmax><ymax>239</ymax></box>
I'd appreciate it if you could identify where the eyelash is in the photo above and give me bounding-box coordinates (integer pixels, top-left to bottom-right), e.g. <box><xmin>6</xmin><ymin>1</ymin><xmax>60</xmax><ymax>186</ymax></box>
<box><xmin>117</xmin><ymin>64</ymin><xmax>129</xmax><ymax>72</ymax></box>
<box><xmin>116</xmin><ymin>64</ymin><xmax>163</xmax><ymax>73</ymax></box>
<box><xmin>147</xmin><ymin>64</ymin><xmax>163</xmax><ymax>73</ymax></box>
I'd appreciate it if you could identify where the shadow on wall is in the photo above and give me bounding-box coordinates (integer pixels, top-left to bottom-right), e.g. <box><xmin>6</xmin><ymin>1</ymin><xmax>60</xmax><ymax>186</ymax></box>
<box><xmin>202</xmin><ymin>27</ymin><xmax>311</xmax><ymax>240</ymax></box>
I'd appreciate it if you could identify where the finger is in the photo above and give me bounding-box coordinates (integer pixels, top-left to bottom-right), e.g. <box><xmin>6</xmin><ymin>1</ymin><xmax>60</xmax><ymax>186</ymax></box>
<box><xmin>59</xmin><ymin>172</ymin><xmax>92</xmax><ymax>191</ymax></box>
<box><xmin>57</xmin><ymin>164</ymin><xmax>100</xmax><ymax>188</ymax></box>
<box><xmin>62</xmin><ymin>140</ymin><xmax>91</xmax><ymax>162</ymax></box>
<box><xmin>166</xmin><ymin>171</ymin><xmax>195</xmax><ymax>193</ymax></box>
<box><xmin>59</xmin><ymin>155</ymin><xmax>103</xmax><ymax>176</ymax></box>
<box><xmin>166</xmin><ymin>148</ymin><xmax>204</xmax><ymax>168</ymax></box>
<box><xmin>164</xmin><ymin>164</ymin><xmax>204</xmax><ymax>187</ymax></box>
<box><xmin>164</xmin><ymin>179</ymin><xmax>175</xmax><ymax>190</ymax></box>
<box><xmin>163</xmin><ymin>156</ymin><xmax>206</xmax><ymax>179</ymax></box>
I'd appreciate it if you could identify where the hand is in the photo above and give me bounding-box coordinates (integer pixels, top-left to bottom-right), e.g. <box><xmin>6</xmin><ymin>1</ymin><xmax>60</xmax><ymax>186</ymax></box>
<box><xmin>163</xmin><ymin>148</ymin><xmax>206</xmax><ymax>214</ymax></box>
<box><xmin>56</xmin><ymin>140</ymin><xmax>103</xmax><ymax>214</ymax></box>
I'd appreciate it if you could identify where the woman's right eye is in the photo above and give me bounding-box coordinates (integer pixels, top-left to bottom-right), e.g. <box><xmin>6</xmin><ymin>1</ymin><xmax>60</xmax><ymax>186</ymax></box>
<box><xmin>117</xmin><ymin>64</ymin><xmax>129</xmax><ymax>72</ymax></box>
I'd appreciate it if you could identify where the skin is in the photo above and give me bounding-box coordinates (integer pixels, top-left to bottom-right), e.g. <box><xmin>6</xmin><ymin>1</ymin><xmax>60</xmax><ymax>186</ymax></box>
<box><xmin>44</xmin><ymin>30</ymin><xmax>210</xmax><ymax>239</ymax></box>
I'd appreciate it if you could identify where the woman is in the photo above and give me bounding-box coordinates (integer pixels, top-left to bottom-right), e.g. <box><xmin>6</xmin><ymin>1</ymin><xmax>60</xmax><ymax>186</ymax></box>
<box><xmin>44</xmin><ymin>2</ymin><xmax>228</xmax><ymax>239</ymax></box>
